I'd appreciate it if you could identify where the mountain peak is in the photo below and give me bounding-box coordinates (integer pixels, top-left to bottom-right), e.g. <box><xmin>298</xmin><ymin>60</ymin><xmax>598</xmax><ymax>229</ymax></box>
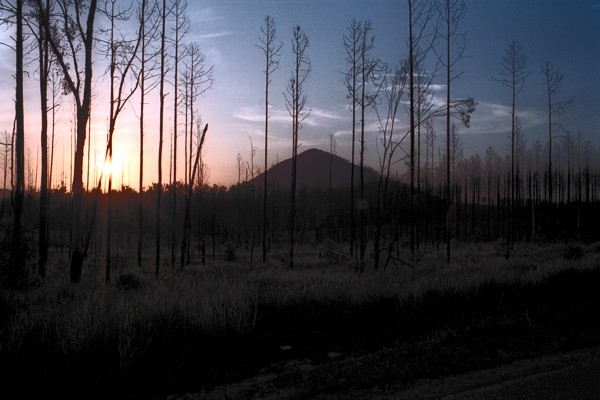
<box><xmin>251</xmin><ymin>147</ymin><xmax>379</xmax><ymax>189</ymax></box>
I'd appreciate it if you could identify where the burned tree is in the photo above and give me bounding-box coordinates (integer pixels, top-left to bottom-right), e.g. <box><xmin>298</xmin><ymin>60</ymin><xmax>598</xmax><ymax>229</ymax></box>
<box><xmin>284</xmin><ymin>25</ymin><xmax>310</xmax><ymax>270</ymax></box>
<box><xmin>494</xmin><ymin>40</ymin><xmax>528</xmax><ymax>256</ymax></box>
<box><xmin>34</xmin><ymin>0</ymin><xmax>98</xmax><ymax>282</ymax></box>
<box><xmin>256</xmin><ymin>14</ymin><xmax>282</xmax><ymax>264</ymax></box>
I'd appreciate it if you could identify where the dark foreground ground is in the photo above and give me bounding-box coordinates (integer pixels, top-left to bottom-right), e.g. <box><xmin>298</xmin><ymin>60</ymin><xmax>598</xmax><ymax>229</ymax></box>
<box><xmin>2</xmin><ymin>244</ymin><xmax>600</xmax><ymax>398</ymax></box>
<box><xmin>177</xmin><ymin>344</ymin><xmax>600</xmax><ymax>399</ymax></box>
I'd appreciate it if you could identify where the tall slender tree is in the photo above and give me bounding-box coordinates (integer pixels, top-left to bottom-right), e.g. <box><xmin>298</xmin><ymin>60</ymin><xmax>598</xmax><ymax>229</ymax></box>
<box><xmin>98</xmin><ymin>0</ymin><xmax>142</xmax><ymax>282</ymax></box>
<box><xmin>284</xmin><ymin>25</ymin><xmax>310</xmax><ymax>270</ymax></box>
<box><xmin>408</xmin><ymin>0</ymin><xmax>437</xmax><ymax>254</ymax></box>
<box><xmin>156</xmin><ymin>0</ymin><xmax>167</xmax><ymax>278</ymax></box>
<box><xmin>180</xmin><ymin>41</ymin><xmax>213</xmax><ymax>266</ymax></box>
<box><xmin>257</xmin><ymin>15</ymin><xmax>282</xmax><ymax>264</ymax></box>
<box><xmin>35</xmin><ymin>0</ymin><xmax>98</xmax><ymax>282</ymax></box>
<box><xmin>541</xmin><ymin>62</ymin><xmax>573</xmax><ymax>205</ymax></box>
<box><xmin>136</xmin><ymin>0</ymin><xmax>160</xmax><ymax>269</ymax></box>
<box><xmin>436</xmin><ymin>0</ymin><xmax>469</xmax><ymax>263</ymax></box>
<box><xmin>357</xmin><ymin>20</ymin><xmax>382</xmax><ymax>261</ymax></box>
<box><xmin>8</xmin><ymin>0</ymin><xmax>25</xmax><ymax>286</ymax></box>
<box><xmin>180</xmin><ymin>123</ymin><xmax>208</xmax><ymax>270</ymax></box>
<box><xmin>494</xmin><ymin>40</ymin><xmax>527</xmax><ymax>256</ymax></box>
<box><xmin>373</xmin><ymin>62</ymin><xmax>408</xmax><ymax>270</ymax></box>
<box><xmin>343</xmin><ymin>18</ymin><xmax>361</xmax><ymax>258</ymax></box>
<box><xmin>169</xmin><ymin>0</ymin><xmax>189</xmax><ymax>266</ymax></box>
<box><xmin>22</xmin><ymin>0</ymin><xmax>53</xmax><ymax>278</ymax></box>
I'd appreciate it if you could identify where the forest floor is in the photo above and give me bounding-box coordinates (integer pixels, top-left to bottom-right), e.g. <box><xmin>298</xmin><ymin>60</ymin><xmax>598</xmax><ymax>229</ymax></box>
<box><xmin>2</xmin><ymin>240</ymin><xmax>600</xmax><ymax>398</ymax></box>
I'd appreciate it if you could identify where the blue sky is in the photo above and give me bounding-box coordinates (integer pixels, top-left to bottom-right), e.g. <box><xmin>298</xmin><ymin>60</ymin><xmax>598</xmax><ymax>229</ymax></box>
<box><xmin>2</xmin><ymin>0</ymin><xmax>599</xmax><ymax>187</ymax></box>
<box><xmin>193</xmin><ymin>0</ymin><xmax>600</xmax><ymax>184</ymax></box>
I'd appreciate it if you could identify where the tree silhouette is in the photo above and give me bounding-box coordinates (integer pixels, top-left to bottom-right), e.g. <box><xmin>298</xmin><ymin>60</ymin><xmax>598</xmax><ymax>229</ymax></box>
<box><xmin>357</xmin><ymin>20</ymin><xmax>382</xmax><ymax>261</ymax></box>
<box><xmin>436</xmin><ymin>0</ymin><xmax>470</xmax><ymax>263</ymax></box>
<box><xmin>136</xmin><ymin>0</ymin><xmax>160</xmax><ymax>269</ymax></box>
<box><xmin>494</xmin><ymin>40</ymin><xmax>528</xmax><ymax>256</ymax></box>
<box><xmin>97</xmin><ymin>0</ymin><xmax>142</xmax><ymax>282</ymax></box>
<box><xmin>284</xmin><ymin>25</ymin><xmax>310</xmax><ymax>270</ymax></box>
<box><xmin>34</xmin><ymin>0</ymin><xmax>98</xmax><ymax>282</ymax></box>
<box><xmin>1</xmin><ymin>0</ymin><xmax>27</xmax><ymax>286</ymax></box>
<box><xmin>541</xmin><ymin>61</ymin><xmax>573</xmax><ymax>206</ymax></box>
<box><xmin>169</xmin><ymin>0</ymin><xmax>189</xmax><ymax>267</ymax></box>
<box><xmin>343</xmin><ymin>18</ymin><xmax>361</xmax><ymax>258</ymax></box>
<box><xmin>257</xmin><ymin>15</ymin><xmax>282</xmax><ymax>264</ymax></box>
<box><xmin>156</xmin><ymin>0</ymin><xmax>167</xmax><ymax>279</ymax></box>
<box><xmin>373</xmin><ymin>62</ymin><xmax>408</xmax><ymax>270</ymax></box>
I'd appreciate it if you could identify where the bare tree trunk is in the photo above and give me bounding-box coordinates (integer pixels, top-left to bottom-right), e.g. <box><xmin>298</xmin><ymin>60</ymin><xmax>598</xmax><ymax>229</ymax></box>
<box><xmin>10</xmin><ymin>0</ymin><xmax>25</xmax><ymax>287</ymax></box>
<box><xmin>285</xmin><ymin>25</ymin><xmax>310</xmax><ymax>270</ymax></box>
<box><xmin>137</xmin><ymin>0</ymin><xmax>146</xmax><ymax>269</ymax></box>
<box><xmin>37</xmin><ymin>0</ymin><xmax>51</xmax><ymax>279</ymax></box>
<box><xmin>445</xmin><ymin>0</ymin><xmax>451</xmax><ymax>264</ymax></box>
<box><xmin>408</xmin><ymin>0</ymin><xmax>416</xmax><ymax>256</ymax></box>
<box><xmin>258</xmin><ymin>16</ymin><xmax>281</xmax><ymax>264</ymax></box>
<box><xmin>156</xmin><ymin>0</ymin><xmax>167</xmax><ymax>279</ymax></box>
<box><xmin>343</xmin><ymin>19</ymin><xmax>361</xmax><ymax>258</ymax></box>
<box><xmin>170</xmin><ymin>0</ymin><xmax>185</xmax><ymax>268</ymax></box>
<box><xmin>181</xmin><ymin>124</ymin><xmax>207</xmax><ymax>270</ymax></box>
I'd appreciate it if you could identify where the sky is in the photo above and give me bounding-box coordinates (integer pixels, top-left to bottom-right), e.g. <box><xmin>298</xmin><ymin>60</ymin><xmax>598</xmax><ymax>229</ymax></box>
<box><xmin>1</xmin><ymin>0</ymin><xmax>599</xmax><ymax>188</ymax></box>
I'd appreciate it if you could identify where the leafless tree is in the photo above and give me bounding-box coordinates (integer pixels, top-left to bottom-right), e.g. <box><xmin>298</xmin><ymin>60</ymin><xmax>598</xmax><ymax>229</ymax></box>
<box><xmin>493</xmin><ymin>40</ymin><xmax>528</xmax><ymax>256</ymax></box>
<box><xmin>357</xmin><ymin>20</ymin><xmax>383</xmax><ymax>261</ymax></box>
<box><xmin>96</xmin><ymin>0</ymin><xmax>142</xmax><ymax>282</ymax></box>
<box><xmin>136</xmin><ymin>0</ymin><xmax>160</xmax><ymax>269</ymax></box>
<box><xmin>343</xmin><ymin>18</ymin><xmax>361</xmax><ymax>258</ymax></box>
<box><xmin>257</xmin><ymin>14</ymin><xmax>282</xmax><ymax>264</ymax></box>
<box><xmin>284</xmin><ymin>25</ymin><xmax>310</xmax><ymax>270</ymax></box>
<box><xmin>2</xmin><ymin>0</ymin><xmax>25</xmax><ymax>287</ymax></box>
<box><xmin>47</xmin><ymin>69</ymin><xmax>61</xmax><ymax>191</ymax></box>
<box><xmin>155</xmin><ymin>0</ymin><xmax>167</xmax><ymax>278</ymax></box>
<box><xmin>182</xmin><ymin>42</ymin><xmax>213</xmax><ymax>184</ymax></box>
<box><xmin>0</xmin><ymin>0</ymin><xmax>27</xmax><ymax>286</ymax></box>
<box><xmin>436</xmin><ymin>0</ymin><xmax>470</xmax><ymax>263</ymax></box>
<box><xmin>179</xmin><ymin>42</ymin><xmax>212</xmax><ymax>266</ymax></box>
<box><xmin>169</xmin><ymin>0</ymin><xmax>189</xmax><ymax>267</ymax></box>
<box><xmin>373</xmin><ymin>61</ymin><xmax>409</xmax><ymax>270</ymax></box>
<box><xmin>33</xmin><ymin>0</ymin><xmax>98</xmax><ymax>282</ymax></box>
<box><xmin>180</xmin><ymin>123</ymin><xmax>207</xmax><ymax>270</ymax></box>
<box><xmin>408</xmin><ymin>0</ymin><xmax>437</xmax><ymax>254</ymax></box>
<box><xmin>20</xmin><ymin>0</ymin><xmax>55</xmax><ymax>278</ymax></box>
<box><xmin>541</xmin><ymin>61</ymin><xmax>573</xmax><ymax>205</ymax></box>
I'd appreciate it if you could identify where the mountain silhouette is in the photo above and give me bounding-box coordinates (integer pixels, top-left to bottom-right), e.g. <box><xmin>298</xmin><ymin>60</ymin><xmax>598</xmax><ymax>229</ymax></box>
<box><xmin>251</xmin><ymin>148</ymin><xmax>380</xmax><ymax>189</ymax></box>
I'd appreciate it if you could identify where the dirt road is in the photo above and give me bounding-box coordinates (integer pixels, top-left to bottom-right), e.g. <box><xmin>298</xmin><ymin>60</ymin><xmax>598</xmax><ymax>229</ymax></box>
<box><xmin>384</xmin><ymin>345</ymin><xmax>600</xmax><ymax>400</ymax></box>
<box><xmin>177</xmin><ymin>345</ymin><xmax>600</xmax><ymax>399</ymax></box>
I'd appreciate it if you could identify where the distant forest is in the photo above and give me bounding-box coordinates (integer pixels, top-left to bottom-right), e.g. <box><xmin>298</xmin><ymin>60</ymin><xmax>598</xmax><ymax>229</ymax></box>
<box><xmin>0</xmin><ymin>0</ymin><xmax>598</xmax><ymax>288</ymax></box>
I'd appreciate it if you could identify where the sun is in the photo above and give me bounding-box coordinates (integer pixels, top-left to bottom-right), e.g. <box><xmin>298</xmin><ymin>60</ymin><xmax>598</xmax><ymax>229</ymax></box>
<box><xmin>96</xmin><ymin>150</ymin><xmax>123</xmax><ymax>187</ymax></box>
<box><xmin>101</xmin><ymin>158</ymin><xmax>113</xmax><ymax>178</ymax></box>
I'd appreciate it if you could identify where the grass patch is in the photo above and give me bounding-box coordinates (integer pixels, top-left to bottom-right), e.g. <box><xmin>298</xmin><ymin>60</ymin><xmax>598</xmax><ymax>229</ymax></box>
<box><xmin>2</xmin><ymin>242</ymin><xmax>600</xmax><ymax>397</ymax></box>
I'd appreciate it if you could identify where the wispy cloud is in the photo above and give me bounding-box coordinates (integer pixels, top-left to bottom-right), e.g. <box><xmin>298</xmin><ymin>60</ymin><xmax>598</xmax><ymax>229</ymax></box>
<box><xmin>197</xmin><ymin>31</ymin><xmax>234</xmax><ymax>40</ymax></box>
<box><xmin>309</xmin><ymin>107</ymin><xmax>344</xmax><ymax>120</ymax></box>
<box><xmin>234</xmin><ymin>105</ymin><xmax>289</xmax><ymax>124</ymax></box>
<box><xmin>466</xmin><ymin>101</ymin><xmax>545</xmax><ymax>135</ymax></box>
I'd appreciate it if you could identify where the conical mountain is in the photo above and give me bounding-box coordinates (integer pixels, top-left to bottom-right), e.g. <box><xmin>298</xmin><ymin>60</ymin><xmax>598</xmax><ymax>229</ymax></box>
<box><xmin>251</xmin><ymin>148</ymin><xmax>379</xmax><ymax>189</ymax></box>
